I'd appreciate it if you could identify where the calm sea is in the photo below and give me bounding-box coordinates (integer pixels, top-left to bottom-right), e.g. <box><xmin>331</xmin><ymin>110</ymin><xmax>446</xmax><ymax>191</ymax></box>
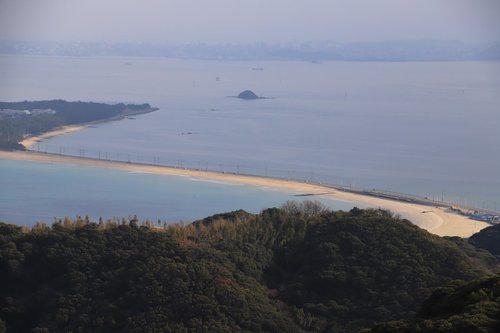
<box><xmin>0</xmin><ymin>158</ymin><xmax>360</xmax><ymax>226</ymax></box>
<box><xmin>1</xmin><ymin>55</ymin><xmax>499</xmax><ymax>219</ymax></box>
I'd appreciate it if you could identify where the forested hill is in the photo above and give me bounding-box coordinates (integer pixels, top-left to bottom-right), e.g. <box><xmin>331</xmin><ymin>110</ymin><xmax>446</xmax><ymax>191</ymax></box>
<box><xmin>469</xmin><ymin>223</ymin><xmax>500</xmax><ymax>256</ymax></box>
<box><xmin>0</xmin><ymin>204</ymin><xmax>498</xmax><ymax>332</ymax></box>
<box><xmin>0</xmin><ymin>100</ymin><xmax>157</xmax><ymax>150</ymax></box>
<box><xmin>367</xmin><ymin>274</ymin><xmax>500</xmax><ymax>333</ymax></box>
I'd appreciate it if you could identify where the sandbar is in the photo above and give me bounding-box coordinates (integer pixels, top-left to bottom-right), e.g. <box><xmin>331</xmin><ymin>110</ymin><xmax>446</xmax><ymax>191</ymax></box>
<box><xmin>0</xmin><ymin>150</ymin><xmax>491</xmax><ymax>237</ymax></box>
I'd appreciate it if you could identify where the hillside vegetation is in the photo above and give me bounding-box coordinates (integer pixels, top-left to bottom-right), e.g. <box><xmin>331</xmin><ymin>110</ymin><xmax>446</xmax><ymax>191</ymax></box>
<box><xmin>367</xmin><ymin>274</ymin><xmax>500</xmax><ymax>333</ymax></box>
<box><xmin>469</xmin><ymin>223</ymin><xmax>500</xmax><ymax>256</ymax></box>
<box><xmin>0</xmin><ymin>203</ymin><xmax>498</xmax><ymax>332</ymax></box>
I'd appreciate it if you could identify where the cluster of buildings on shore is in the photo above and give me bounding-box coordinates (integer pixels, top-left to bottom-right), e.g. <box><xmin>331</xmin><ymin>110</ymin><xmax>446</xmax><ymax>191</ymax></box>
<box><xmin>449</xmin><ymin>206</ymin><xmax>499</xmax><ymax>224</ymax></box>
<box><xmin>470</xmin><ymin>213</ymin><xmax>500</xmax><ymax>224</ymax></box>
<box><xmin>0</xmin><ymin>108</ymin><xmax>56</xmax><ymax>117</ymax></box>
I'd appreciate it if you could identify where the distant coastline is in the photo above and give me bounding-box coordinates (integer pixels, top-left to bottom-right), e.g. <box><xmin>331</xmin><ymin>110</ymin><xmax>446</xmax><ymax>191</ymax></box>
<box><xmin>20</xmin><ymin>106</ymin><xmax>158</xmax><ymax>149</ymax></box>
<box><xmin>0</xmin><ymin>149</ymin><xmax>491</xmax><ymax>238</ymax></box>
<box><xmin>1</xmin><ymin>39</ymin><xmax>499</xmax><ymax>61</ymax></box>
<box><xmin>0</xmin><ymin>100</ymin><xmax>158</xmax><ymax>150</ymax></box>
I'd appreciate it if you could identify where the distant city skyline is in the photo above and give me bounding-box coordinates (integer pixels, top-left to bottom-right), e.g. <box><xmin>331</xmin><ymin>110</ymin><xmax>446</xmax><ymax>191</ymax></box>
<box><xmin>0</xmin><ymin>0</ymin><xmax>499</xmax><ymax>44</ymax></box>
<box><xmin>2</xmin><ymin>39</ymin><xmax>498</xmax><ymax>62</ymax></box>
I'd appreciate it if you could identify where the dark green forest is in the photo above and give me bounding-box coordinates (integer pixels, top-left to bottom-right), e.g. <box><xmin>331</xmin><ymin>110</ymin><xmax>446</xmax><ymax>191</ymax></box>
<box><xmin>367</xmin><ymin>274</ymin><xmax>500</xmax><ymax>333</ymax></box>
<box><xmin>469</xmin><ymin>223</ymin><xmax>500</xmax><ymax>256</ymax></box>
<box><xmin>0</xmin><ymin>203</ymin><xmax>499</xmax><ymax>332</ymax></box>
<box><xmin>0</xmin><ymin>100</ymin><xmax>155</xmax><ymax>150</ymax></box>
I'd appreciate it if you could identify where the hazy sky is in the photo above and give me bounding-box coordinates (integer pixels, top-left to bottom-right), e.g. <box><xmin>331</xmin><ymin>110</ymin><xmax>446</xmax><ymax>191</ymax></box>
<box><xmin>1</xmin><ymin>0</ymin><xmax>499</xmax><ymax>44</ymax></box>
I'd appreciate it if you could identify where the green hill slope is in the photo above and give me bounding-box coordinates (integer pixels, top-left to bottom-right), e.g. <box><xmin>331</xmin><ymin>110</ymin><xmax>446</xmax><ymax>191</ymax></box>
<box><xmin>367</xmin><ymin>274</ymin><xmax>500</xmax><ymax>333</ymax></box>
<box><xmin>0</xmin><ymin>205</ymin><xmax>497</xmax><ymax>332</ymax></box>
<box><xmin>469</xmin><ymin>224</ymin><xmax>500</xmax><ymax>256</ymax></box>
<box><xmin>265</xmin><ymin>207</ymin><xmax>496</xmax><ymax>331</ymax></box>
<box><xmin>0</xmin><ymin>221</ymin><xmax>300</xmax><ymax>332</ymax></box>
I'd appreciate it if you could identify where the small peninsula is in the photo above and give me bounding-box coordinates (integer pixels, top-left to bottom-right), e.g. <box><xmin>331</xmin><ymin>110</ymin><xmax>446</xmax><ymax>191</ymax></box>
<box><xmin>0</xmin><ymin>100</ymin><xmax>158</xmax><ymax>150</ymax></box>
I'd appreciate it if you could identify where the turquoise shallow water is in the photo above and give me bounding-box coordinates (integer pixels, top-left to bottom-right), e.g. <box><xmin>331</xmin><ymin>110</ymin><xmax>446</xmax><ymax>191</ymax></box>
<box><xmin>0</xmin><ymin>158</ymin><xmax>361</xmax><ymax>226</ymax></box>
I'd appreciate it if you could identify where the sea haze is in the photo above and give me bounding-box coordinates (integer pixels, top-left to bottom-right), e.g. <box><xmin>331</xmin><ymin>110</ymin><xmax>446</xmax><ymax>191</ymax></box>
<box><xmin>1</xmin><ymin>55</ymin><xmax>499</xmax><ymax>213</ymax></box>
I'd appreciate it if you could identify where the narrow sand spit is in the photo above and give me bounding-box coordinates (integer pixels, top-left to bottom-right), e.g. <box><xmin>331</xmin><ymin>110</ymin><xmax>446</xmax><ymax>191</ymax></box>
<box><xmin>0</xmin><ymin>150</ymin><xmax>490</xmax><ymax>237</ymax></box>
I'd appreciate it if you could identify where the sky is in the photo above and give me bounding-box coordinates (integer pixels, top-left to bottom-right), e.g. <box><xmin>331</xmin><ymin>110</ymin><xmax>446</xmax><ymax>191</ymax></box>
<box><xmin>0</xmin><ymin>0</ymin><xmax>499</xmax><ymax>44</ymax></box>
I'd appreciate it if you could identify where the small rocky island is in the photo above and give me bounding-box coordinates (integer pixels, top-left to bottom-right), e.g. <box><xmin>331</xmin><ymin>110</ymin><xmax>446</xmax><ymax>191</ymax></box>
<box><xmin>234</xmin><ymin>90</ymin><xmax>274</xmax><ymax>100</ymax></box>
<box><xmin>238</xmin><ymin>90</ymin><xmax>259</xmax><ymax>100</ymax></box>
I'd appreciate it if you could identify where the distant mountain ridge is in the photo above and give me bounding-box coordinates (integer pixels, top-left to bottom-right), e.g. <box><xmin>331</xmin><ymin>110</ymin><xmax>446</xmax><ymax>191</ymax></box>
<box><xmin>1</xmin><ymin>39</ymin><xmax>499</xmax><ymax>61</ymax></box>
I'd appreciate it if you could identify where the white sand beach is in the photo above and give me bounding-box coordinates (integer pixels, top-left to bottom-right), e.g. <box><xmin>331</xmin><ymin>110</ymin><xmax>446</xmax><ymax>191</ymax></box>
<box><xmin>20</xmin><ymin>125</ymin><xmax>87</xmax><ymax>149</ymax></box>
<box><xmin>0</xmin><ymin>150</ymin><xmax>491</xmax><ymax>237</ymax></box>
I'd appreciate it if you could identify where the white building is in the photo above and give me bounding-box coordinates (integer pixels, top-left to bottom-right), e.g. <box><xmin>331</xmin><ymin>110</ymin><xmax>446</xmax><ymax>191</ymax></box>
<box><xmin>30</xmin><ymin>109</ymin><xmax>56</xmax><ymax>115</ymax></box>
<box><xmin>0</xmin><ymin>109</ymin><xmax>31</xmax><ymax>116</ymax></box>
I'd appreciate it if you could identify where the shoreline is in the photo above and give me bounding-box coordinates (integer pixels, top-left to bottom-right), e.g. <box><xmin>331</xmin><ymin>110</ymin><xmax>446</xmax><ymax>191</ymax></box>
<box><xmin>0</xmin><ymin>150</ymin><xmax>491</xmax><ymax>238</ymax></box>
<box><xmin>21</xmin><ymin>124</ymin><xmax>87</xmax><ymax>149</ymax></box>
<box><xmin>20</xmin><ymin>107</ymin><xmax>158</xmax><ymax>149</ymax></box>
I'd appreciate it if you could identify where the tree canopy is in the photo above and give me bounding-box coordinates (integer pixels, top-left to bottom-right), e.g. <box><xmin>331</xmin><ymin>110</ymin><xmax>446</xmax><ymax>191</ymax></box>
<box><xmin>469</xmin><ymin>223</ymin><xmax>500</xmax><ymax>256</ymax></box>
<box><xmin>367</xmin><ymin>274</ymin><xmax>500</xmax><ymax>333</ymax></box>
<box><xmin>0</xmin><ymin>204</ymin><xmax>498</xmax><ymax>332</ymax></box>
